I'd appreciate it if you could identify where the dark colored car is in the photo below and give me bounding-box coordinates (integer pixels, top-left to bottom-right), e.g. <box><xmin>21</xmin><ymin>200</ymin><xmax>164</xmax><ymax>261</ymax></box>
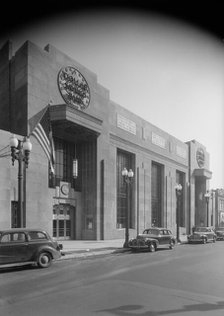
<box><xmin>187</xmin><ymin>226</ymin><xmax>216</xmax><ymax>244</ymax></box>
<box><xmin>215</xmin><ymin>227</ymin><xmax>224</xmax><ymax>241</ymax></box>
<box><xmin>128</xmin><ymin>227</ymin><xmax>176</xmax><ymax>252</ymax></box>
<box><xmin>0</xmin><ymin>228</ymin><xmax>63</xmax><ymax>268</ymax></box>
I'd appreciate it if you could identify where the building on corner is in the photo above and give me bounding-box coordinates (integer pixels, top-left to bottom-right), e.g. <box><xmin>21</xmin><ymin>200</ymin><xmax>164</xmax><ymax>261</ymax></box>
<box><xmin>0</xmin><ymin>40</ymin><xmax>213</xmax><ymax>240</ymax></box>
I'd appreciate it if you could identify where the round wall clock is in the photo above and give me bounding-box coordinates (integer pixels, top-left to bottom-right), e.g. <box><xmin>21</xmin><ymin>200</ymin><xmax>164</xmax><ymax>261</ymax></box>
<box><xmin>61</xmin><ymin>184</ymin><xmax>69</xmax><ymax>196</ymax></box>
<box><xmin>196</xmin><ymin>147</ymin><xmax>205</xmax><ymax>168</ymax></box>
<box><xmin>58</xmin><ymin>66</ymin><xmax>90</xmax><ymax>110</ymax></box>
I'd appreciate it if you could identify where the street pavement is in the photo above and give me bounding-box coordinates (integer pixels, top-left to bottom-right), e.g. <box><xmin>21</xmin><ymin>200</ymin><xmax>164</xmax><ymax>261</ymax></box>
<box><xmin>59</xmin><ymin>234</ymin><xmax>188</xmax><ymax>260</ymax></box>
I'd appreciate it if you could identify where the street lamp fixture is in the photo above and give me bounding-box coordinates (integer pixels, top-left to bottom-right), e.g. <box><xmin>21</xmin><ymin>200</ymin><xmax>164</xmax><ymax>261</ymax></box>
<box><xmin>122</xmin><ymin>167</ymin><xmax>134</xmax><ymax>248</ymax></box>
<box><xmin>210</xmin><ymin>190</ymin><xmax>215</xmax><ymax>227</ymax></box>
<box><xmin>10</xmin><ymin>134</ymin><xmax>32</xmax><ymax>228</ymax></box>
<box><xmin>174</xmin><ymin>183</ymin><xmax>182</xmax><ymax>243</ymax></box>
<box><xmin>204</xmin><ymin>191</ymin><xmax>211</xmax><ymax>227</ymax></box>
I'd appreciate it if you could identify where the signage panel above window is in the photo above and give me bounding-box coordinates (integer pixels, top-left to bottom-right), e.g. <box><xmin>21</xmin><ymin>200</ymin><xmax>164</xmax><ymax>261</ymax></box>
<box><xmin>117</xmin><ymin>114</ymin><xmax>136</xmax><ymax>135</ymax></box>
<box><xmin>176</xmin><ymin>145</ymin><xmax>187</xmax><ymax>159</ymax></box>
<box><xmin>151</xmin><ymin>132</ymin><xmax>166</xmax><ymax>149</ymax></box>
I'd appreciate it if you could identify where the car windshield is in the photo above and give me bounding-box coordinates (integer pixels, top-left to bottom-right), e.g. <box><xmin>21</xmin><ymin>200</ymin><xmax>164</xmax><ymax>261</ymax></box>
<box><xmin>143</xmin><ymin>229</ymin><xmax>159</xmax><ymax>235</ymax></box>
<box><xmin>195</xmin><ymin>227</ymin><xmax>209</xmax><ymax>232</ymax></box>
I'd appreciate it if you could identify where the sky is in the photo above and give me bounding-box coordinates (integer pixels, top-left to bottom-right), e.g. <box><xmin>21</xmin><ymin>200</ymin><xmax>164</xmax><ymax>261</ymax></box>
<box><xmin>0</xmin><ymin>8</ymin><xmax>224</xmax><ymax>189</ymax></box>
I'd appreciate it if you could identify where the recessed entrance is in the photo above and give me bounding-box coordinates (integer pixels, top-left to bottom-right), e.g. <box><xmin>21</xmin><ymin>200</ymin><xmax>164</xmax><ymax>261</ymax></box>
<box><xmin>53</xmin><ymin>204</ymin><xmax>75</xmax><ymax>240</ymax></box>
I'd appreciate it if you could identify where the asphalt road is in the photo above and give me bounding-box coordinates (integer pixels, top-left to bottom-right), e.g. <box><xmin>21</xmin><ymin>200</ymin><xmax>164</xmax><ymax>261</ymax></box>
<box><xmin>0</xmin><ymin>241</ymin><xmax>224</xmax><ymax>316</ymax></box>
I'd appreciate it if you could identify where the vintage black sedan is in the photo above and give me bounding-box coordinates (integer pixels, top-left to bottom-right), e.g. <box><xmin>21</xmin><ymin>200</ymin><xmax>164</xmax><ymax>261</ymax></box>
<box><xmin>215</xmin><ymin>227</ymin><xmax>224</xmax><ymax>240</ymax></box>
<box><xmin>0</xmin><ymin>228</ymin><xmax>63</xmax><ymax>268</ymax></box>
<box><xmin>128</xmin><ymin>227</ymin><xmax>176</xmax><ymax>252</ymax></box>
<box><xmin>187</xmin><ymin>226</ymin><xmax>216</xmax><ymax>244</ymax></box>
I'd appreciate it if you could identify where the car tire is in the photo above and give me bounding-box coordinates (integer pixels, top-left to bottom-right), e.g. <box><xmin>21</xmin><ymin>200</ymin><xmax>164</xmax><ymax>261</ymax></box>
<box><xmin>202</xmin><ymin>238</ymin><xmax>207</xmax><ymax>244</ymax></box>
<box><xmin>37</xmin><ymin>252</ymin><xmax>52</xmax><ymax>268</ymax></box>
<box><xmin>169</xmin><ymin>241</ymin><xmax>175</xmax><ymax>249</ymax></box>
<box><xmin>213</xmin><ymin>237</ymin><xmax>216</xmax><ymax>243</ymax></box>
<box><xmin>148</xmin><ymin>242</ymin><xmax>156</xmax><ymax>252</ymax></box>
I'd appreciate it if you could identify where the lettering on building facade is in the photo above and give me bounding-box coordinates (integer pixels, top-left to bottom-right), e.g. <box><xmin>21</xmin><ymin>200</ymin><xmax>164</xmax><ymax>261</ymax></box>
<box><xmin>196</xmin><ymin>147</ymin><xmax>205</xmax><ymax>168</ymax></box>
<box><xmin>151</xmin><ymin>132</ymin><xmax>166</xmax><ymax>149</ymax></box>
<box><xmin>58</xmin><ymin>66</ymin><xmax>90</xmax><ymax>110</ymax></box>
<box><xmin>117</xmin><ymin>114</ymin><xmax>136</xmax><ymax>135</ymax></box>
<box><xmin>176</xmin><ymin>145</ymin><xmax>187</xmax><ymax>159</ymax></box>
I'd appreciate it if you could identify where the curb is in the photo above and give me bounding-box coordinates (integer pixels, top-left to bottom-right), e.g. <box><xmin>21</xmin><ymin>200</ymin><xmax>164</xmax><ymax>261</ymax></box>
<box><xmin>59</xmin><ymin>241</ymin><xmax>188</xmax><ymax>261</ymax></box>
<box><xmin>59</xmin><ymin>247</ymin><xmax>129</xmax><ymax>260</ymax></box>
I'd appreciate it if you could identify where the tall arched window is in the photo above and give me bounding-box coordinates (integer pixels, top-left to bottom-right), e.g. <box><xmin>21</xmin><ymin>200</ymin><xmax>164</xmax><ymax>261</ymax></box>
<box><xmin>151</xmin><ymin>162</ymin><xmax>163</xmax><ymax>227</ymax></box>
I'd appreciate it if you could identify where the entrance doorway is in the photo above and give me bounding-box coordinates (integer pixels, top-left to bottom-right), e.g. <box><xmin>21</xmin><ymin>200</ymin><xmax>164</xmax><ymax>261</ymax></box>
<box><xmin>53</xmin><ymin>204</ymin><xmax>75</xmax><ymax>240</ymax></box>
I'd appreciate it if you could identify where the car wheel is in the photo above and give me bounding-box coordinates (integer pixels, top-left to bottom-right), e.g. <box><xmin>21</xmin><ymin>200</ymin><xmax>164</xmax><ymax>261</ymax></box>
<box><xmin>169</xmin><ymin>241</ymin><xmax>175</xmax><ymax>249</ymax></box>
<box><xmin>148</xmin><ymin>242</ymin><xmax>156</xmax><ymax>252</ymax></box>
<box><xmin>202</xmin><ymin>238</ymin><xmax>207</xmax><ymax>244</ymax></box>
<box><xmin>37</xmin><ymin>252</ymin><xmax>52</xmax><ymax>268</ymax></box>
<box><xmin>213</xmin><ymin>237</ymin><xmax>216</xmax><ymax>243</ymax></box>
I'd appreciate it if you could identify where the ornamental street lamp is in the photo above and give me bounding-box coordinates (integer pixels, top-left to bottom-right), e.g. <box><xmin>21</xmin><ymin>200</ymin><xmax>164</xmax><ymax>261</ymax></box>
<box><xmin>210</xmin><ymin>190</ymin><xmax>215</xmax><ymax>227</ymax></box>
<box><xmin>204</xmin><ymin>191</ymin><xmax>211</xmax><ymax>227</ymax></box>
<box><xmin>122</xmin><ymin>167</ymin><xmax>134</xmax><ymax>248</ymax></box>
<box><xmin>174</xmin><ymin>183</ymin><xmax>182</xmax><ymax>243</ymax></box>
<box><xmin>10</xmin><ymin>135</ymin><xmax>32</xmax><ymax>228</ymax></box>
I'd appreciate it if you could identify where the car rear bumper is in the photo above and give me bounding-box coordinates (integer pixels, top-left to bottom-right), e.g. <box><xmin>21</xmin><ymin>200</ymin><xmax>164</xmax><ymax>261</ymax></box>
<box><xmin>129</xmin><ymin>245</ymin><xmax>149</xmax><ymax>250</ymax></box>
<box><xmin>188</xmin><ymin>237</ymin><xmax>204</xmax><ymax>243</ymax></box>
<box><xmin>188</xmin><ymin>239</ymin><xmax>203</xmax><ymax>243</ymax></box>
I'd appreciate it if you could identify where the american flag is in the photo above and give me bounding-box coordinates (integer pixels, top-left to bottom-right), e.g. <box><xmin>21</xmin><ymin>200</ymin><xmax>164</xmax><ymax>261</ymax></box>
<box><xmin>29</xmin><ymin>105</ymin><xmax>55</xmax><ymax>174</ymax></box>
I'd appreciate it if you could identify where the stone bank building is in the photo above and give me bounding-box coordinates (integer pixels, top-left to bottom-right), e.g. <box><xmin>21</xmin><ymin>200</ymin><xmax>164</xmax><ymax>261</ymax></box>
<box><xmin>0</xmin><ymin>40</ymin><xmax>212</xmax><ymax>240</ymax></box>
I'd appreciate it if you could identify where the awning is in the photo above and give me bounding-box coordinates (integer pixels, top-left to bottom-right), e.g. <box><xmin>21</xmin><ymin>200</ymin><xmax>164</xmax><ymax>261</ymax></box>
<box><xmin>49</xmin><ymin>104</ymin><xmax>103</xmax><ymax>142</ymax></box>
<box><xmin>193</xmin><ymin>168</ymin><xmax>212</xmax><ymax>179</ymax></box>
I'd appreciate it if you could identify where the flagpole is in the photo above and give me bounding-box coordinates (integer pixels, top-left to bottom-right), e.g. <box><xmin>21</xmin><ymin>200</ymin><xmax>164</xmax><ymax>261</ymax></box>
<box><xmin>29</xmin><ymin>103</ymin><xmax>55</xmax><ymax>175</ymax></box>
<box><xmin>28</xmin><ymin>105</ymin><xmax>49</xmax><ymax>136</ymax></box>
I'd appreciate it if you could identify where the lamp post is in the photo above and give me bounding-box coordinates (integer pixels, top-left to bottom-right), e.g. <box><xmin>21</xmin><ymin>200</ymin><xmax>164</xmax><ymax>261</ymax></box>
<box><xmin>204</xmin><ymin>191</ymin><xmax>211</xmax><ymax>227</ymax></box>
<box><xmin>210</xmin><ymin>190</ymin><xmax>215</xmax><ymax>227</ymax></box>
<box><xmin>174</xmin><ymin>183</ymin><xmax>182</xmax><ymax>243</ymax></box>
<box><xmin>122</xmin><ymin>167</ymin><xmax>134</xmax><ymax>248</ymax></box>
<box><xmin>10</xmin><ymin>135</ymin><xmax>32</xmax><ymax>228</ymax></box>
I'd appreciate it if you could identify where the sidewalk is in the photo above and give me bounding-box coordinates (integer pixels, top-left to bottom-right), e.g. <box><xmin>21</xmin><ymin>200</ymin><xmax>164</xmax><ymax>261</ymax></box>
<box><xmin>59</xmin><ymin>239</ymin><xmax>126</xmax><ymax>260</ymax></box>
<box><xmin>59</xmin><ymin>235</ymin><xmax>188</xmax><ymax>261</ymax></box>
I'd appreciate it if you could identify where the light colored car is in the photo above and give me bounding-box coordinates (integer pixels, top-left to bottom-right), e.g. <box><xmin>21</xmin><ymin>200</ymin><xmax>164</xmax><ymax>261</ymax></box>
<box><xmin>188</xmin><ymin>227</ymin><xmax>216</xmax><ymax>244</ymax></box>
<box><xmin>215</xmin><ymin>227</ymin><xmax>224</xmax><ymax>241</ymax></box>
<box><xmin>128</xmin><ymin>227</ymin><xmax>176</xmax><ymax>252</ymax></box>
<box><xmin>0</xmin><ymin>228</ymin><xmax>63</xmax><ymax>268</ymax></box>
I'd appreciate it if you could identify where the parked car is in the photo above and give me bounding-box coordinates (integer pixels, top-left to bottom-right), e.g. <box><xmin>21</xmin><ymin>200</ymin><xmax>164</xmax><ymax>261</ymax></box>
<box><xmin>128</xmin><ymin>227</ymin><xmax>176</xmax><ymax>252</ymax></box>
<box><xmin>187</xmin><ymin>226</ymin><xmax>216</xmax><ymax>244</ymax></box>
<box><xmin>0</xmin><ymin>228</ymin><xmax>63</xmax><ymax>268</ymax></box>
<box><xmin>215</xmin><ymin>227</ymin><xmax>224</xmax><ymax>241</ymax></box>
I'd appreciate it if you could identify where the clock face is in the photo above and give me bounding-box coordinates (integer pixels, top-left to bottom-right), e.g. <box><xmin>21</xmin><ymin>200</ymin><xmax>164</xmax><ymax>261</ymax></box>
<box><xmin>61</xmin><ymin>184</ymin><xmax>69</xmax><ymax>196</ymax></box>
<box><xmin>58</xmin><ymin>66</ymin><xmax>90</xmax><ymax>110</ymax></box>
<box><xmin>196</xmin><ymin>148</ymin><xmax>205</xmax><ymax>168</ymax></box>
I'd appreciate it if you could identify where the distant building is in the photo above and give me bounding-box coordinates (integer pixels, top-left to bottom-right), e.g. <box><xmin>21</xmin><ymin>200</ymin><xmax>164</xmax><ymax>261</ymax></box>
<box><xmin>0</xmin><ymin>40</ymin><xmax>213</xmax><ymax>240</ymax></box>
<box><xmin>214</xmin><ymin>189</ymin><xmax>224</xmax><ymax>227</ymax></box>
